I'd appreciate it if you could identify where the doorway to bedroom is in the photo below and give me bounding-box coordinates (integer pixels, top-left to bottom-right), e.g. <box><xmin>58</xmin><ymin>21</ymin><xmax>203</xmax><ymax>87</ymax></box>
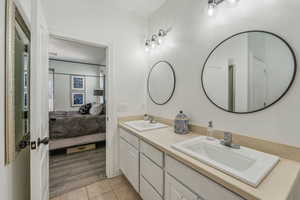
<box><xmin>48</xmin><ymin>36</ymin><xmax>108</xmax><ymax>198</ymax></box>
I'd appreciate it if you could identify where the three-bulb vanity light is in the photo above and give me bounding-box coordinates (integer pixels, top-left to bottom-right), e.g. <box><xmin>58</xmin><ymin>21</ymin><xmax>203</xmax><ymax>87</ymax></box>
<box><xmin>208</xmin><ymin>0</ymin><xmax>238</xmax><ymax>16</ymax></box>
<box><xmin>145</xmin><ymin>29</ymin><xmax>168</xmax><ymax>52</ymax></box>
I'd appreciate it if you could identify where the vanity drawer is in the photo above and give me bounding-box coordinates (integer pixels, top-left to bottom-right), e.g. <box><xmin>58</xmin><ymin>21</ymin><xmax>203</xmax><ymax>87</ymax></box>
<box><xmin>165</xmin><ymin>174</ymin><xmax>199</xmax><ymax>200</ymax></box>
<box><xmin>119</xmin><ymin>128</ymin><xmax>139</xmax><ymax>149</ymax></box>
<box><xmin>140</xmin><ymin>154</ymin><xmax>164</xmax><ymax>196</ymax></box>
<box><xmin>165</xmin><ymin>155</ymin><xmax>244</xmax><ymax>200</ymax></box>
<box><xmin>140</xmin><ymin>140</ymin><xmax>164</xmax><ymax>167</ymax></box>
<box><xmin>140</xmin><ymin>176</ymin><xmax>163</xmax><ymax>200</ymax></box>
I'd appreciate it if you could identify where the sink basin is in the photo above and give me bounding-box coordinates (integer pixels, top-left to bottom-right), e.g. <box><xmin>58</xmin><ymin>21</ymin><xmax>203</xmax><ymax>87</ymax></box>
<box><xmin>124</xmin><ymin>120</ymin><xmax>168</xmax><ymax>132</ymax></box>
<box><xmin>171</xmin><ymin>136</ymin><xmax>279</xmax><ymax>187</ymax></box>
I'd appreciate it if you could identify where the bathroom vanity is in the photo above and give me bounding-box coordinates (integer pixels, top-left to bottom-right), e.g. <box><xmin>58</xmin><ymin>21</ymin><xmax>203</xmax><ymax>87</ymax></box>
<box><xmin>118</xmin><ymin>119</ymin><xmax>300</xmax><ymax>200</ymax></box>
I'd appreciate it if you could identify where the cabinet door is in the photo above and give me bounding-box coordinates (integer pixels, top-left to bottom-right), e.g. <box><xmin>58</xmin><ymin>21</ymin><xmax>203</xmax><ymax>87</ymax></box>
<box><xmin>140</xmin><ymin>154</ymin><xmax>164</xmax><ymax>195</ymax></box>
<box><xmin>140</xmin><ymin>176</ymin><xmax>162</xmax><ymax>200</ymax></box>
<box><xmin>119</xmin><ymin>138</ymin><xmax>139</xmax><ymax>192</ymax></box>
<box><xmin>165</xmin><ymin>174</ymin><xmax>199</xmax><ymax>200</ymax></box>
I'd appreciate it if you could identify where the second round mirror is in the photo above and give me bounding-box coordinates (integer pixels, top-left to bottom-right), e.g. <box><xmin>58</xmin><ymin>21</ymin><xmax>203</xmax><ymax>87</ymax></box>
<box><xmin>147</xmin><ymin>61</ymin><xmax>176</xmax><ymax>105</ymax></box>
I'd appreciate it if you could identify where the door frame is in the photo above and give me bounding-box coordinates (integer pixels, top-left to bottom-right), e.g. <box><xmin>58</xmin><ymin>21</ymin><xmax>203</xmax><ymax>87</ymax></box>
<box><xmin>48</xmin><ymin>32</ymin><xmax>119</xmax><ymax>178</ymax></box>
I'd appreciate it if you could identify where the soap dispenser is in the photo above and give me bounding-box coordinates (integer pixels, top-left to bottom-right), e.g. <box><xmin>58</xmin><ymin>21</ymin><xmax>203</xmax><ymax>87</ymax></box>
<box><xmin>207</xmin><ymin>121</ymin><xmax>215</xmax><ymax>140</ymax></box>
<box><xmin>174</xmin><ymin>111</ymin><xmax>189</xmax><ymax>135</ymax></box>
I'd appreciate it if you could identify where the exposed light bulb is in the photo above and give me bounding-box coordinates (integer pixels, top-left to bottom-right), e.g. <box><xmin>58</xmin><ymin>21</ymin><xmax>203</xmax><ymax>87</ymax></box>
<box><xmin>208</xmin><ymin>4</ymin><xmax>215</xmax><ymax>16</ymax></box>
<box><xmin>151</xmin><ymin>42</ymin><xmax>156</xmax><ymax>49</ymax></box>
<box><xmin>158</xmin><ymin>29</ymin><xmax>167</xmax><ymax>45</ymax></box>
<box><xmin>145</xmin><ymin>40</ymin><xmax>151</xmax><ymax>52</ymax></box>
<box><xmin>145</xmin><ymin>46</ymin><xmax>150</xmax><ymax>52</ymax></box>
<box><xmin>151</xmin><ymin>34</ymin><xmax>158</xmax><ymax>49</ymax></box>
<box><xmin>157</xmin><ymin>37</ymin><xmax>164</xmax><ymax>45</ymax></box>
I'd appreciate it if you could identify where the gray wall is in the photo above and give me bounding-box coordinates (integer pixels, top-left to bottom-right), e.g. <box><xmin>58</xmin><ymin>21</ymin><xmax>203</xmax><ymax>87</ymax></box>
<box><xmin>50</xmin><ymin>60</ymin><xmax>105</xmax><ymax>111</ymax></box>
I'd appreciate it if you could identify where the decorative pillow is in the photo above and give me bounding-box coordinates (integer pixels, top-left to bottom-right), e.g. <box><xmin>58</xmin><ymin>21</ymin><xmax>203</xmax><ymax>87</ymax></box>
<box><xmin>101</xmin><ymin>104</ymin><xmax>106</xmax><ymax>115</ymax></box>
<box><xmin>79</xmin><ymin>103</ymin><xmax>92</xmax><ymax>115</ymax></box>
<box><xmin>89</xmin><ymin>104</ymin><xmax>103</xmax><ymax>115</ymax></box>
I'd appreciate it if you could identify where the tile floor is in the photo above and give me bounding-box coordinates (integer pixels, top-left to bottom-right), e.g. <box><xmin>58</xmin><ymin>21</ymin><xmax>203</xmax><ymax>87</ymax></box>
<box><xmin>51</xmin><ymin>175</ymin><xmax>142</xmax><ymax>200</ymax></box>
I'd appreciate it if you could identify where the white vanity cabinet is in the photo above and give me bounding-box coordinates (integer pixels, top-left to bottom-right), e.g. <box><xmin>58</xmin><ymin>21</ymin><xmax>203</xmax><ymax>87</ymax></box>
<box><xmin>165</xmin><ymin>156</ymin><xmax>245</xmax><ymax>200</ymax></box>
<box><xmin>140</xmin><ymin>141</ymin><xmax>164</xmax><ymax>195</ymax></box>
<box><xmin>119</xmin><ymin>127</ymin><xmax>245</xmax><ymax>200</ymax></box>
<box><xmin>140</xmin><ymin>176</ymin><xmax>163</xmax><ymax>200</ymax></box>
<box><xmin>165</xmin><ymin>174</ymin><xmax>199</xmax><ymax>200</ymax></box>
<box><xmin>119</xmin><ymin>129</ymin><xmax>139</xmax><ymax>192</ymax></box>
<box><xmin>140</xmin><ymin>140</ymin><xmax>164</xmax><ymax>200</ymax></box>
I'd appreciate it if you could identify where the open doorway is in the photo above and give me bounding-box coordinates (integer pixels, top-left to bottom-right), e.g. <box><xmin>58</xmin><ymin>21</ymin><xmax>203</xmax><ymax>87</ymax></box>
<box><xmin>47</xmin><ymin>36</ymin><xmax>108</xmax><ymax>198</ymax></box>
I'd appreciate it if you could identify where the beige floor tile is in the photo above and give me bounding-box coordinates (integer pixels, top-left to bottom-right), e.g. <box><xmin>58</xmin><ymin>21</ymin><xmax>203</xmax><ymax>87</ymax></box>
<box><xmin>89</xmin><ymin>191</ymin><xmax>118</xmax><ymax>200</ymax></box>
<box><xmin>60</xmin><ymin>187</ymin><xmax>89</xmax><ymax>200</ymax></box>
<box><xmin>108</xmin><ymin>176</ymin><xmax>127</xmax><ymax>189</ymax></box>
<box><xmin>113</xmin><ymin>184</ymin><xmax>141</xmax><ymax>200</ymax></box>
<box><xmin>51</xmin><ymin>176</ymin><xmax>143</xmax><ymax>200</ymax></box>
<box><xmin>87</xmin><ymin>179</ymin><xmax>113</xmax><ymax>199</ymax></box>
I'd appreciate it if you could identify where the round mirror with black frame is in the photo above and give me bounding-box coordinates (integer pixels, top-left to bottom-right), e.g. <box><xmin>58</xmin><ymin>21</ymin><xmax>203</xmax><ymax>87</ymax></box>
<box><xmin>201</xmin><ymin>31</ymin><xmax>297</xmax><ymax>114</ymax></box>
<box><xmin>147</xmin><ymin>61</ymin><xmax>176</xmax><ymax>105</ymax></box>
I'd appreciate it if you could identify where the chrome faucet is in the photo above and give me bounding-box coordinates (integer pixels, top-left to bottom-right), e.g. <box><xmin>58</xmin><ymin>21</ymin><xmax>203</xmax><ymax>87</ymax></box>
<box><xmin>220</xmin><ymin>132</ymin><xmax>240</xmax><ymax>149</ymax></box>
<box><xmin>148</xmin><ymin>116</ymin><xmax>156</xmax><ymax>124</ymax></box>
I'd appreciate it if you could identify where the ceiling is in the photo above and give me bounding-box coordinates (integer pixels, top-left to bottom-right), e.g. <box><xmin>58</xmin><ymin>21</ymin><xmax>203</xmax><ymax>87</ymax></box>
<box><xmin>113</xmin><ymin>0</ymin><xmax>167</xmax><ymax>17</ymax></box>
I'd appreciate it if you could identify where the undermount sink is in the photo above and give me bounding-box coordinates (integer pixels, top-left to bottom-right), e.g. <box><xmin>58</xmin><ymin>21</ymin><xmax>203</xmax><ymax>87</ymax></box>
<box><xmin>171</xmin><ymin>136</ymin><xmax>279</xmax><ymax>187</ymax></box>
<box><xmin>124</xmin><ymin>120</ymin><xmax>168</xmax><ymax>132</ymax></box>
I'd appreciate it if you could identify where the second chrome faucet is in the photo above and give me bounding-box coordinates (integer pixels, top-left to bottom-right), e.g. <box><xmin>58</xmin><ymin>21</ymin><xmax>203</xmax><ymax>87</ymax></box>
<box><xmin>220</xmin><ymin>132</ymin><xmax>240</xmax><ymax>149</ymax></box>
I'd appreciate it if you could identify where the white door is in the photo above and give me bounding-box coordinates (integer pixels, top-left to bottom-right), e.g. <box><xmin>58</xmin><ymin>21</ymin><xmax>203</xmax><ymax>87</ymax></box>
<box><xmin>249</xmin><ymin>55</ymin><xmax>268</xmax><ymax>110</ymax></box>
<box><xmin>30</xmin><ymin>1</ymin><xmax>50</xmax><ymax>200</ymax></box>
<box><xmin>165</xmin><ymin>174</ymin><xmax>199</xmax><ymax>200</ymax></box>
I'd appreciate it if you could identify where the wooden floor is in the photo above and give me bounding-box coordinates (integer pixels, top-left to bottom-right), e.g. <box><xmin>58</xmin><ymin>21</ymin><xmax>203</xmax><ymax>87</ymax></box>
<box><xmin>51</xmin><ymin>175</ymin><xmax>142</xmax><ymax>200</ymax></box>
<box><xmin>50</xmin><ymin>145</ymin><xmax>106</xmax><ymax>198</ymax></box>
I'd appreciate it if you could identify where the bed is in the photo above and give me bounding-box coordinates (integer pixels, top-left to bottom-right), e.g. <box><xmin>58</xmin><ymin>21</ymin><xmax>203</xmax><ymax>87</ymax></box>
<box><xmin>49</xmin><ymin>111</ymin><xmax>106</xmax><ymax>140</ymax></box>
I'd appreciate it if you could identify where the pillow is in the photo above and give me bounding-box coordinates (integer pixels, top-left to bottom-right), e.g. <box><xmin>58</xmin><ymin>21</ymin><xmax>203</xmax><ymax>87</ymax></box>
<box><xmin>79</xmin><ymin>103</ymin><xmax>92</xmax><ymax>115</ymax></box>
<box><xmin>101</xmin><ymin>104</ymin><xmax>106</xmax><ymax>114</ymax></box>
<box><xmin>89</xmin><ymin>104</ymin><xmax>103</xmax><ymax>115</ymax></box>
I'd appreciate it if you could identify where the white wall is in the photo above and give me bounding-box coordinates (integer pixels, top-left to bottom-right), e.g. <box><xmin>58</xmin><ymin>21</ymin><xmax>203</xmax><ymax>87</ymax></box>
<box><xmin>50</xmin><ymin>60</ymin><xmax>105</xmax><ymax>111</ymax></box>
<box><xmin>49</xmin><ymin>37</ymin><xmax>107</xmax><ymax>65</ymax></box>
<box><xmin>0</xmin><ymin>0</ymin><xmax>30</xmax><ymax>200</ymax></box>
<box><xmin>204</xmin><ymin>34</ymin><xmax>248</xmax><ymax>111</ymax></box>
<box><xmin>147</xmin><ymin>0</ymin><xmax>300</xmax><ymax>147</ymax></box>
<box><xmin>43</xmin><ymin>0</ymin><xmax>148</xmax><ymax>117</ymax></box>
<box><xmin>264</xmin><ymin>35</ymin><xmax>295</xmax><ymax>104</ymax></box>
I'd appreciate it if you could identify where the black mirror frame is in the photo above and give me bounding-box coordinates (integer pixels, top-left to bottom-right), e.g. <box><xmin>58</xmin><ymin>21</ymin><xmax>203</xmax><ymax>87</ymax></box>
<box><xmin>147</xmin><ymin>60</ymin><xmax>176</xmax><ymax>105</ymax></box>
<box><xmin>201</xmin><ymin>30</ymin><xmax>297</xmax><ymax>114</ymax></box>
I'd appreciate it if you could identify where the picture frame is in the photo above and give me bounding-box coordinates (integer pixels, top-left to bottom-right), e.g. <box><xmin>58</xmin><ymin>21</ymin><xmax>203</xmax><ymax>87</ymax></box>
<box><xmin>71</xmin><ymin>75</ymin><xmax>85</xmax><ymax>90</ymax></box>
<box><xmin>71</xmin><ymin>92</ymin><xmax>85</xmax><ymax>107</ymax></box>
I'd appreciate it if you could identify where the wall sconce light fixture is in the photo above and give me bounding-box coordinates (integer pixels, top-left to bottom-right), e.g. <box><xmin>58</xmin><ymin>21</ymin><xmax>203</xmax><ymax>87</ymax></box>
<box><xmin>145</xmin><ymin>28</ymin><xmax>170</xmax><ymax>52</ymax></box>
<box><xmin>207</xmin><ymin>0</ymin><xmax>238</xmax><ymax>16</ymax></box>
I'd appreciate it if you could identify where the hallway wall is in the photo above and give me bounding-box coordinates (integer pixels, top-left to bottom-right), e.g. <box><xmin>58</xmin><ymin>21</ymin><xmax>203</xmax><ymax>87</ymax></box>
<box><xmin>43</xmin><ymin>0</ymin><xmax>149</xmax><ymax>117</ymax></box>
